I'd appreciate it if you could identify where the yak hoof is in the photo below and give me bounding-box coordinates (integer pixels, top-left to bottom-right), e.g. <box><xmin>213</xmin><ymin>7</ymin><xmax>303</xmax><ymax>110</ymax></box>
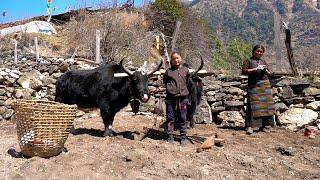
<box><xmin>189</xmin><ymin>119</ymin><xmax>195</xmax><ymax>128</ymax></box>
<box><xmin>103</xmin><ymin>129</ymin><xmax>116</xmax><ymax>137</ymax></box>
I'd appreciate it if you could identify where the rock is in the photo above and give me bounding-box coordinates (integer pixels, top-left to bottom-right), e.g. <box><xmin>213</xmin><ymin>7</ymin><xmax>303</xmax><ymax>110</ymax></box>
<box><xmin>3</xmin><ymin>109</ymin><xmax>14</xmax><ymax>120</ymax></box>
<box><xmin>48</xmin><ymin>65</ymin><xmax>59</xmax><ymax>74</ymax></box>
<box><xmin>0</xmin><ymin>89</ymin><xmax>6</xmax><ymax>96</ymax></box>
<box><xmin>316</xmin><ymin>119</ymin><xmax>320</xmax><ymax>130</ymax></box>
<box><xmin>51</xmin><ymin>73</ymin><xmax>63</xmax><ymax>79</ymax></box>
<box><xmin>303</xmin><ymin>87</ymin><xmax>320</xmax><ymax>96</ymax></box>
<box><xmin>76</xmin><ymin>110</ymin><xmax>86</xmax><ymax>117</ymax></box>
<box><xmin>14</xmin><ymin>88</ymin><xmax>33</xmax><ymax>99</ymax></box>
<box><xmin>290</xmin><ymin>104</ymin><xmax>304</xmax><ymax>108</ymax></box>
<box><xmin>224</xmin><ymin>101</ymin><xmax>244</xmax><ymax>107</ymax></box>
<box><xmin>0</xmin><ymin>100</ymin><xmax>4</xmax><ymax>106</ymax></box>
<box><xmin>206</xmin><ymin>91</ymin><xmax>215</xmax><ymax>97</ymax></box>
<box><xmin>214</xmin><ymin>93</ymin><xmax>226</xmax><ymax>101</ymax></box>
<box><xmin>8</xmin><ymin>72</ymin><xmax>20</xmax><ymax>79</ymax></box>
<box><xmin>42</xmin><ymin>76</ymin><xmax>56</xmax><ymax>86</ymax></box>
<box><xmin>275</xmin><ymin>78</ymin><xmax>291</xmax><ymax>87</ymax></box>
<box><xmin>4</xmin><ymin>98</ymin><xmax>14</xmax><ymax>107</ymax></box>
<box><xmin>47</xmin><ymin>84</ymin><xmax>56</xmax><ymax>90</ymax></box>
<box><xmin>204</xmin><ymin>84</ymin><xmax>221</xmax><ymax>91</ymax></box>
<box><xmin>193</xmin><ymin>100</ymin><xmax>212</xmax><ymax>124</ymax></box>
<box><xmin>17</xmin><ymin>75</ymin><xmax>30</xmax><ymax>88</ymax></box>
<box><xmin>206</xmin><ymin>96</ymin><xmax>216</xmax><ymax>104</ymax></box>
<box><xmin>283</xmin><ymin>97</ymin><xmax>314</xmax><ymax>106</ymax></box>
<box><xmin>276</xmin><ymin>145</ymin><xmax>295</xmax><ymax>156</ymax></box>
<box><xmin>312</xmin><ymin>80</ymin><xmax>320</xmax><ymax>88</ymax></box>
<box><xmin>222</xmin><ymin>81</ymin><xmax>241</xmax><ymax>87</ymax></box>
<box><xmin>274</xmin><ymin>103</ymin><xmax>288</xmax><ymax>113</ymax></box>
<box><xmin>0</xmin><ymin>106</ymin><xmax>7</xmax><ymax>115</ymax></box>
<box><xmin>217</xmin><ymin>111</ymin><xmax>245</xmax><ymax>127</ymax></box>
<box><xmin>278</xmin><ymin>108</ymin><xmax>318</xmax><ymax>131</ymax></box>
<box><xmin>281</xmin><ymin>86</ymin><xmax>295</xmax><ymax>99</ymax></box>
<box><xmin>223</xmin><ymin>94</ymin><xmax>233</xmax><ymax>101</ymax></box>
<box><xmin>6</xmin><ymin>78</ymin><xmax>16</xmax><ymax>86</ymax></box>
<box><xmin>17</xmin><ymin>69</ymin><xmax>44</xmax><ymax>90</ymax></box>
<box><xmin>0</xmin><ymin>71</ymin><xmax>8</xmax><ymax>76</ymax></box>
<box><xmin>59</xmin><ymin>62</ymin><xmax>69</xmax><ymax>73</ymax></box>
<box><xmin>211</xmin><ymin>106</ymin><xmax>225</xmax><ymax>113</ymax></box>
<box><xmin>306</xmin><ymin>101</ymin><xmax>320</xmax><ymax>111</ymax></box>
<box><xmin>10</xmin><ymin>69</ymin><xmax>22</xmax><ymax>75</ymax></box>
<box><xmin>227</xmin><ymin>87</ymin><xmax>244</xmax><ymax>95</ymax></box>
<box><xmin>212</xmin><ymin>101</ymin><xmax>223</xmax><ymax>107</ymax></box>
<box><xmin>289</xmin><ymin>79</ymin><xmax>310</xmax><ymax>94</ymax></box>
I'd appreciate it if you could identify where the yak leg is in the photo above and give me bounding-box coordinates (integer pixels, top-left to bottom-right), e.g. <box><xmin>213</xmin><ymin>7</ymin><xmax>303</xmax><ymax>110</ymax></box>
<box><xmin>189</xmin><ymin>116</ymin><xmax>195</xmax><ymax>128</ymax></box>
<box><xmin>187</xmin><ymin>105</ymin><xmax>196</xmax><ymax>128</ymax></box>
<box><xmin>99</xmin><ymin>102</ymin><xmax>116</xmax><ymax>137</ymax></box>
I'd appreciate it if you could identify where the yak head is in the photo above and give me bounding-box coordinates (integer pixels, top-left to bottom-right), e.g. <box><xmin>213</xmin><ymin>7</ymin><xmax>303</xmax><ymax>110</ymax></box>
<box><xmin>119</xmin><ymin>58</ymin><xmax>163</xmax><ymax>103</ymax></box>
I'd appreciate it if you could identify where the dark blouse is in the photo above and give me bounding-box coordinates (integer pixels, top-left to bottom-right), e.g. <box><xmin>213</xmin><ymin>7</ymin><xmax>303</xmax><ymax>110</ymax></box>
<box><xmin>242</xmin><ymin>58</ymin><xmax>270</xmax><ymax>87</ymax></box>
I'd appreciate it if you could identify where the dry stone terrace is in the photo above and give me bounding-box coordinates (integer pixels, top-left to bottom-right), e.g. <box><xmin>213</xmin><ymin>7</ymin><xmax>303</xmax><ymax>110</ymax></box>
<box><xmin>0</xmin><ymin>56</ymin><xmax>320</xmax><ymax>131</ymax></box>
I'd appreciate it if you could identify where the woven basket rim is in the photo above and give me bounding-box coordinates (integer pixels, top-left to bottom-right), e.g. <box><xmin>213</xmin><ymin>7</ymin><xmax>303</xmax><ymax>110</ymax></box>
<box><xmin>14</xmin><ymin>99</ymin><xmax>77</xmax><ymax>109</ymax></box>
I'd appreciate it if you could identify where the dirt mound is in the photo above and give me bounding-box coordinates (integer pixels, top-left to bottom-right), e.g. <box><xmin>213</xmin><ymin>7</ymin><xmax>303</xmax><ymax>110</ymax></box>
<box><xmin>1</xmin><ymin>108</ymin><xmax>320</xmax><ymax>179</ymax></box>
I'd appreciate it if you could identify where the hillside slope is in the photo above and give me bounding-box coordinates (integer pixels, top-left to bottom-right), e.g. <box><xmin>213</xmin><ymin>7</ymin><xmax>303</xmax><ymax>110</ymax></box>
<box><xmin>191</xmin><ymin>0</ymin><xmax>320</xmax><ymax>72</ymax></box>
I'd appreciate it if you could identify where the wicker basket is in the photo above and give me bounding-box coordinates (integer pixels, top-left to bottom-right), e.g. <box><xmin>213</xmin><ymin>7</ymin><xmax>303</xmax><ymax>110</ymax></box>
<box><xmin>14</xmin><ymin>100</ymin><xmax>77</xmax><ymax>158</ymax></box>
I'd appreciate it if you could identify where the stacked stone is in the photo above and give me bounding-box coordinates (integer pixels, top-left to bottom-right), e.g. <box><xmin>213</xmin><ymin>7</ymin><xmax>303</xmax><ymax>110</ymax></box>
<box><xmin>0</xmin><ymin>57</ymin><xmax>93</xmax><ymax>120</ymax></box>
<box><xmin>0</xmin><ymin>54</ymin><xmax>319</xmax><ymax>131</ymax></box>
<box><xmin>273</xmin><ymin>77</ymin><xmax>320</xmax><ymax>130</ymax></box>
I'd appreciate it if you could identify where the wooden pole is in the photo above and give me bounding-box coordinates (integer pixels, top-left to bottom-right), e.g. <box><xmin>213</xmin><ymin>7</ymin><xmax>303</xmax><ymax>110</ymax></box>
<box><xmin>284</xmin><ymin>28</ymin><xmax>298</xmax><ymax>76</ymax></box>
<box><xmin>95</xmin><ymin>29</ymin><xmax>101</xmax><ymax>64</ymax></box>
<box><xmin>274</xmin><ymin>13</ymin><xmax>283</xmax><ymax>72</ymax></box>
<box><xmin>159</xmin><ymin>32</ymin><xmax>170</xmax><ymax>68</ymax></box>
<box><xmin>171</xmin><ymin>21</ymin><xmax>181</xmax><ymax>52</ymax></box>
<box><xmin>14</xmin><ymin>40</ymin><xmax>17</xmax><ymax>64</ymax></box>
<box><xmin>34</xmin><ymin>37</ymin><xmax>39</xmax><ymax>62</ymax></box>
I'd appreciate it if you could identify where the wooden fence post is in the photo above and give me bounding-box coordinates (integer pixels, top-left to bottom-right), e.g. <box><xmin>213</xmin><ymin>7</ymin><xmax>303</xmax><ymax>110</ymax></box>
<box><xmin>34</xmin><ymin>37</ymin><xmax>39</xmax><ymax>62</ymax></box>
<box><xmin>284</xmin><ymin>27</ymin><xmax>298</xmax><ymax>76</ymax></box>
<box><xmin>95</xmin><ymin>29</ymin><xmax>101</xmax><ymax>64</ymax></box>
<box><xmin>14</xmin><ymin>40</ymin><xmax>17</xmax><ymax>64</ymax></box>
<box><xmin>171</xmin><ymin>21</ymin><xmax>181</xmax><ymax>52</ymax></box>
<box><xmin>274</xmin><ymin>13</ymin><xmax>283</xmax><ymax>72</ymax></box>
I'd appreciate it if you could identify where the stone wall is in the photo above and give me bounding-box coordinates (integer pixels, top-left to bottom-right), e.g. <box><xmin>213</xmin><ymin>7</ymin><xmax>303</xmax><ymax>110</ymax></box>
<box><xmin>1</xmin><ymin>57</ymin><xmax>320</xmax><ymax>130</ymax></box>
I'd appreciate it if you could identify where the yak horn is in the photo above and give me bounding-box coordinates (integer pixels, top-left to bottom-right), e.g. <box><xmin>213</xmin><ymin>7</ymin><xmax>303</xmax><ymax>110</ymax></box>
<box><xmin>120</xmin><ymin>58</ymin><xmax>134</xmax><ymax>76</ymax></box>
<box><xmin>147</xmin><ymin>59</ymin><xmax>163</xmax><ymax>77</ymax></box>
<box><xmin>193</xmin><ymin>55</ymin><xmax>204</xmax><ymax>75</ymax></box>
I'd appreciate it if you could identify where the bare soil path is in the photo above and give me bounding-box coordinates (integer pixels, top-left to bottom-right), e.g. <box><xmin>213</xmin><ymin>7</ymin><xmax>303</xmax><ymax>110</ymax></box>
<box><xmin>1</xmin><ymin>108</ymin><xmax>320</xmax><ymax>180</ymax></box>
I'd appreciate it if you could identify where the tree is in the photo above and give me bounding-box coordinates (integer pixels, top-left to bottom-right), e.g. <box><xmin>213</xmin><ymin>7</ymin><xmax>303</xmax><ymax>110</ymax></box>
<box><xmin>151</xmin><ymin>0</ymin><xmax>184</xmax><ymax>20</ymax></box>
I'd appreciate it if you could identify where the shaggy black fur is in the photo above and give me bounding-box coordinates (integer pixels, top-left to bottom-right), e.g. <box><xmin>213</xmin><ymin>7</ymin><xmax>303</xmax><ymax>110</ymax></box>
<box><xmin>187</xmin><ymin>74</ymin><xmax>203</xmax><ymax>127</ymax></box>
<box><xmin>55</xmin><ymin>61</ymin><xmax>161</xmax><ymax>137</ymax></box>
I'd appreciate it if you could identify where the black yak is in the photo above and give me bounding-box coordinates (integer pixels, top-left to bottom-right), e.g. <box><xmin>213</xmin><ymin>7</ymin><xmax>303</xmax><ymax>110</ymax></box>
<box><xmin>186</xmin><ymin>55</ymin><xmax>204</xmax><ymax>127</ymax></box>
<box><xmin>55</xmin><ymin>59</ymin><xmax>163</xmax><ymax>136</ymax></box>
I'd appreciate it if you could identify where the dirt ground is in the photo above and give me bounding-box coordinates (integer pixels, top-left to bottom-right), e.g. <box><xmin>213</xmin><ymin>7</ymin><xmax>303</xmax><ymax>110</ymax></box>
<box><xmin>1</xmin><ymin>107</ymin><xmax>320</xmax><ymax>180</ymax></box>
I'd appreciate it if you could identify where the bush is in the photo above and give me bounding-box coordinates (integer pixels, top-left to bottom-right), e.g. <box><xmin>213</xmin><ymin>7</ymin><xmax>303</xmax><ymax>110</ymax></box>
<box><xmin>151</xmin><ymin>0</ymin><xmax>184</xmax><ymax>20</ymax></box>
<box><xmin>212</xmin><ymin>38</ymin><xmax>251</xmax><ymax>74</ymax></box>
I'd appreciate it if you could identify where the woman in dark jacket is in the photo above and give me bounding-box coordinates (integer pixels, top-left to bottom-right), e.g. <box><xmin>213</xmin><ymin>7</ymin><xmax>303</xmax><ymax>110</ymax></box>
<box><xmin>242</xmin><ymin>45</ymin><xmax>275</xmax><ymax>134</ymax></box>
<box><xmin>163</xmin><ymin>51</ymin><xmax>190</xmax><ymax>145</ymax></box>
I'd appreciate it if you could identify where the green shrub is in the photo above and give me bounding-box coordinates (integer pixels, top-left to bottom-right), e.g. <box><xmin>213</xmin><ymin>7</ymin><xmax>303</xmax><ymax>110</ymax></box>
<box><xmin>151</xmin><ymin>0</ymin><xmax>184</xmax><ymax>20</ymax></box>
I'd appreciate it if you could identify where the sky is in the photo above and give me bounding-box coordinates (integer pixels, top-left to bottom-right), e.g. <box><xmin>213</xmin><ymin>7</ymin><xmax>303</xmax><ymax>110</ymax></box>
<box><xmin>0</xmin><ymin>0</ymin><xmax>145</xmax><ymax>24</ymax></box>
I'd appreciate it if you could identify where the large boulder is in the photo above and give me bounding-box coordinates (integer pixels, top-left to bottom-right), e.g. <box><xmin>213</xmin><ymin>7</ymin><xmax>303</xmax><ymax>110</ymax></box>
<box><xmin>278</xmin><ymin>108</ymin><xmax>318</xmax><ymax>131</ymax></box>
<box><xmin>217</xmin><ymin>111</ymin><xmax>245</xmax><ymax>128</ymax></box>
<box><xmin>17</xmin><ymin>70</ymin><xmax>44</xmax><ymax>90</ymax></box>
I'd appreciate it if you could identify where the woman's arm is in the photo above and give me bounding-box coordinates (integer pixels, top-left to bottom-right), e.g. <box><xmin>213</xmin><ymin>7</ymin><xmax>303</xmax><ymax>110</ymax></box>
<box><xmin>263</xmin><ymin>61</ymin><xmax>272</xmax><ymax>76</ymax></box>
<box><xmin>242</xmin><ymin>59</ymin><xmax>257</xmax><ymax>75</ymax></box>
